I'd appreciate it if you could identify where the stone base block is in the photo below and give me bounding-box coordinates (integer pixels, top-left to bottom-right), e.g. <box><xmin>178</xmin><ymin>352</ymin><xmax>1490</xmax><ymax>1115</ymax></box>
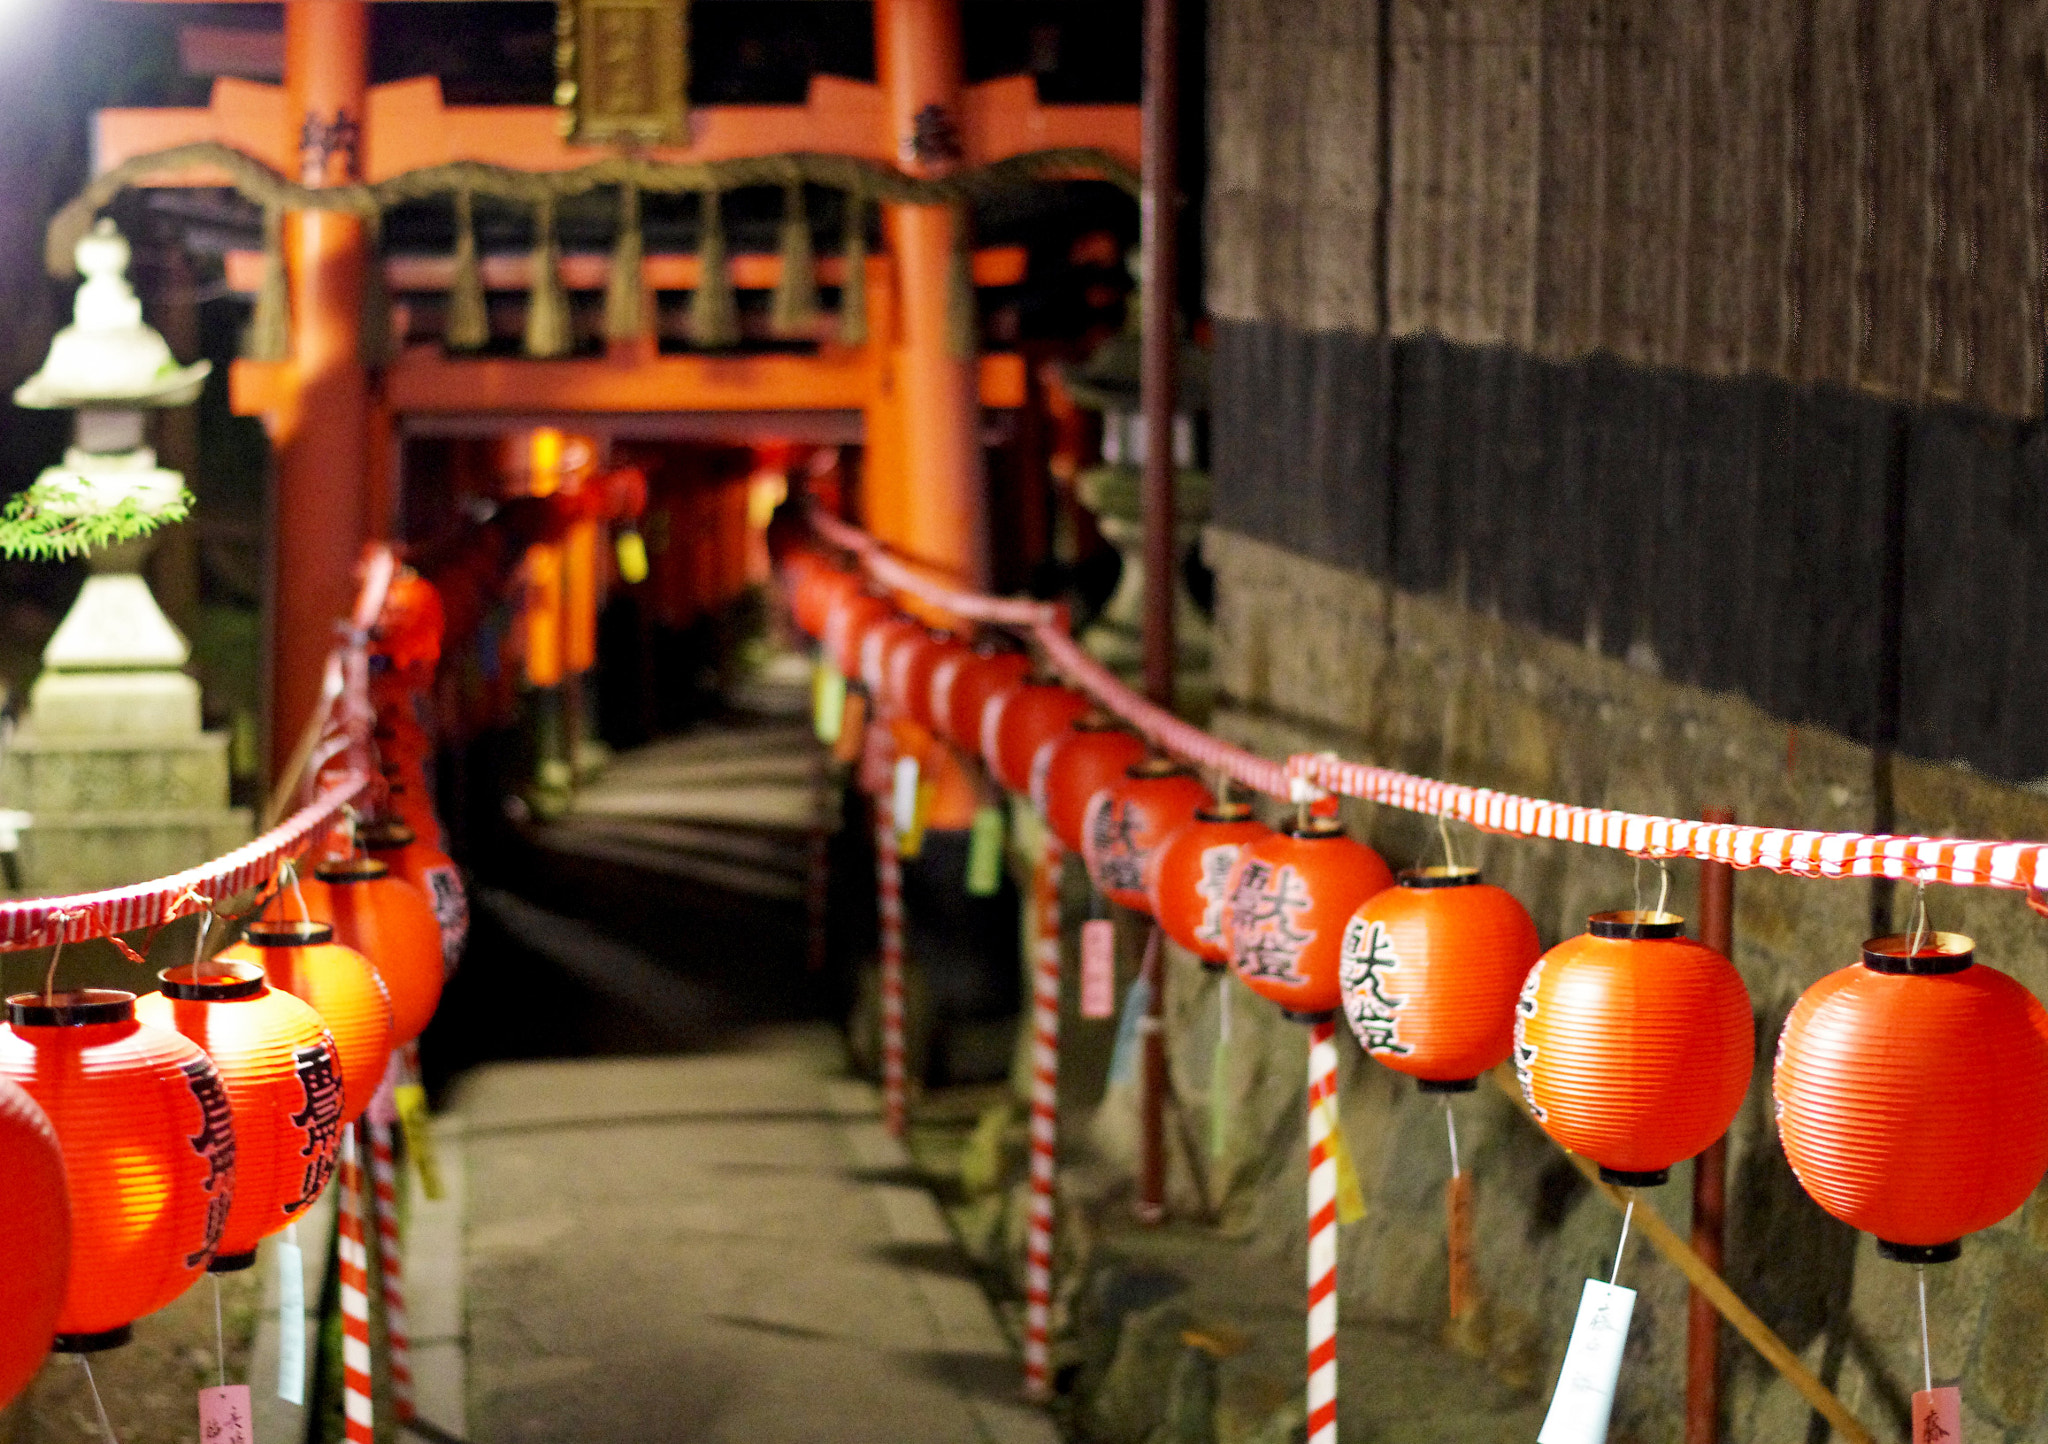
<box><xmin>12</xmin><ymin>808</ymin><xmax>253</xmax><ymax>895</ymax></box>
<box><xmin>3</xmin><ymin>729</ymin><xmax>232</xmax><ymax>813</ymax></box>
<box><xmin>27</xmin><ymin>670</ymin><xmax>201</xmax><ymax>736</ymax></box>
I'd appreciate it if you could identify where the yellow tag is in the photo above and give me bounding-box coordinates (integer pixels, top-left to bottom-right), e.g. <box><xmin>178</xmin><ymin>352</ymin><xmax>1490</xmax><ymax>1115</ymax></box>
<box><xmin>899</xmin><ymin>779</ymin><xmax>935</xmax><ymax>860</ymax></box>
<box><xmin>965</xmin><ymin>806</ymin><xmax>1004</xmax><ymax>896</ymax></box>
<box><xmin>615</xmin><ymin>529</ymin><xmax>650</xmax><ymax>584</ymax></box>
<box><xmin>1317</xmin><ymin>1096</ymin><xmax>1368</xmax><ymax>1225</ymax></box>
<box><xmin>812</xmin><ymin>661</ymin><xmax>846</xmax><ymax>744</ymax></box>
<box><xmin>393</xmin><ymin>1083</ymin><xmax>444</xmax><ymax>1202</ymax></box>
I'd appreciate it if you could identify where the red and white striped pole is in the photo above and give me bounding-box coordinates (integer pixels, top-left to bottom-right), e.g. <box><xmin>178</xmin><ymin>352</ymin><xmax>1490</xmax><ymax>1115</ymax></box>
<box><xmin>1023</xmin><ymin>835</ymin><xmax>1065</xmax><ymax>1402</ymax></box>
<box><xmin>367</xmin><ymin>1117</ymin><xmax>414</xmax><ymax>1423</ymax></box>
<box><xmin>1306</xmin><ymin>1018</ymin><xmax>1340</xmax><ymax>1444</ymax></box>
<box><xmin>876</xmin><ymin>814</ymin><xmax>907</xmax><ymax>1137</ymax></box>
<box><xmin>337</xmin><ymin>1127</ymin><xmax>375</xmax><ymax>1444</ymax></box>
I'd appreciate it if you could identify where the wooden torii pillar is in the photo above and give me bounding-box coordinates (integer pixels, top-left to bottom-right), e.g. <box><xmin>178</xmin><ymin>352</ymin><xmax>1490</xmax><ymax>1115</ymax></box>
<box><xmin>96</xmin><ymin>0</ymin><xmax>1137</xmax><ymax>782</ymax></box>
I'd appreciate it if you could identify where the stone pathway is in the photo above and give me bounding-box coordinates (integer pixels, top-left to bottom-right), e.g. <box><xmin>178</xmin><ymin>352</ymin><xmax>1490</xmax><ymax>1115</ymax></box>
<box><xmin>452</xmin><ymin>1026</ymin><xmax>1055</xmax><ymax>1444</ymax></box>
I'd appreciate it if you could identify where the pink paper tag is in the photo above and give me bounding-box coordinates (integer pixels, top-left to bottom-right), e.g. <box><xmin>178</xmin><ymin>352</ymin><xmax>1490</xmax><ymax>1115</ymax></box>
<box><xmin>1081</xmin><ymin>920</ymin><xmax>1116</xmax><ymax>1019</ymax></box>
<box><xmin>200</xmin><ymin>1384</ymin><xmax>253</xmax><ymax>1444</ymax></box>
<box><xmin>1913</xmin><ymin>1387</ymin><xmax>1961</xmax><ymax>1444</ymax></box>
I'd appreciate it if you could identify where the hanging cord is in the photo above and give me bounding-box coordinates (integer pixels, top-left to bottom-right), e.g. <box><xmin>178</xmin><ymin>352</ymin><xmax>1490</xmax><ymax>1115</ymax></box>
<box><xmin>1218</xmin><ymin>968</ymin><xmax>1231</xmax><ymax>1044</ymax></box>
<box><xmin>1444</xmin><ymin>1098</ymin><xmax>1462</xmax><ymax>1179</ymax></box>
<box><xmin>1907</xmin><ymin>882</ymin><xmax>1930</xmax><ymax>957</ymax></box>
<box><xmin>1438</xmin><ymin>806</ymin><xmax>1459</xmax><ymax>871</ymax></box>
<box><xmin>213</xmin><ymin>1273</ymin><xmax>227</xmax><ymax>1388</ymax></box>
<box><xmin>40</xmin><ymin>908</ymin><xmax>82</xmax><ymax>1004</ymax></box>
<box><xmin>1609</xmin><ymin>1193</ymin><xmax>1636</xmax><ymax>1286</ymax></box>
<box><xmin>280</xmin><ymin>859</ymin><xmax>313</xmax><ymax>926</ymax></box>
<box><xmin>192</xmin><ymin>905</ymin><xmax>215</xmax><ymax>977</ymax></box>
<box><xmin>1917</xmin><ymin>1265</ymin><xmax>1933</xmax><ymax>1393</ymax></box>
<box><xmin>79</xmin><ymin>1355</ymin><xmax>119</xmax><ymax>1444</ymax></box>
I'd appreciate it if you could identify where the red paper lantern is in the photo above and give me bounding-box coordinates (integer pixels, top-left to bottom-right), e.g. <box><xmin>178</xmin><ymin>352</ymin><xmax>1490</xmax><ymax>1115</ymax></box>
<box><xmin>938</xmin><ymin>648</ymin><xmax>1030</xmax><ymax>750</ymax></box>
<box><xmin>823</xmin><ymin>591</ymin><xmax>894</xmax><ymax>679</ymax></box>
<box><xmin>802</xmin><ymin>566</ymin><xmax>862</xmax><ymax>641</ymax></box>
<box><xmin>889</xmin><ymin>630</ymin><xmax>968</xmax><ymax>732</ymax></box>
<box><xmin>1225</xmin><ymin>820</ymin><xmax>1395</xmax><ymax>1019</ymax></box>
<box><xmin>859</xmin><ymin>616</ymin><xmax>925</xmax><ymax>702</ymax></box>
<box><xmin>0</xmin><ymin>1079</ymin><xmax>67</xmax><ymax>1404</ymax></box>
<box><xmin>981</xmin><ymin>681</ymin><xmax>1090</xmax><ymax>796</ymax></box>
<box><xmin>1148</xmin><ymin>804</ymin><xmax>1272</xmax><ymax>968</ymax></box>
<box><xmin>301</xmin><ymin>859</ymin><xmax>446</xmax><ymax>1046</ymax></box>
<box><xmin>1033</xmin><ymin>720</ymin><xmax>1149</xmax><ymax>853</ymax></box>
<box><xmin>0</xmin><ymin>990</ymin><xmax>235</xmax><ymax>1350</ymax></box>
<box><xmin>222</xmin><ymin>921</ymin><xmax>393</xmax><ymax>1128</ymax></box>
<box><xmin>1514</xmin><ymin>911</ymin><xmax>1753</xmax><ymax>1185</ymax></box>
<box><xmin>1339</xmin><ymin>867</ymin><xmax>1540</xmax><ymax>1089</ymax></box>
<box><xmin>136</xmin><ymin>962</ymin><xmax>344</xmax><ymax>1272</ymax></box>
<box><xmin>363</xmin><ymin>820</ymin><xmax>468</xmax><ymax>974</ymax></box>
<box><xmin>1774</xmin><ymin>932</ymin><xmax>2048</xmax><ymax>1261</ymax></box>
<box><xmin>1081</xmin><ymin>760</ymin><xmax>1213</xmax><ymax>913</ymax></box>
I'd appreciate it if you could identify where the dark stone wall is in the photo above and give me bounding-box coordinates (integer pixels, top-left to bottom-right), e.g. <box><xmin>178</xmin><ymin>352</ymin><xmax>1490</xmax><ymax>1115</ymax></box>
<box><xmin>1213</xmin><ymin>319</ymin><xmax>2048</xmax><ymax>786</ymax></box>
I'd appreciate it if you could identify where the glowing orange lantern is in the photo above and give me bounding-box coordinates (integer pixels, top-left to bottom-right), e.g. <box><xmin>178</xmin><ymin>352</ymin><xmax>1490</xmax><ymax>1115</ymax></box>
<box><xmin>1514</xmin><ymin>911</ymin><xmax>1753</xmax><ymax>1185</ymax></box>
<box><xmin>889</xmin><ymin>629</ymin><xmax>968</xmax><ymax>732</ymax></box>
<box><xmin>1775</xmin><ymin>932</ymin><xmax>2048</xmax><ymax>1261</ymax></box>
<box><xmin>222</xmin><ymin>921</ymin><xmax>393</xmax><ymax>1127</ymax></box>
<box><xmin>824</xmin><ymin>591</ymin><xmax>894</xmax><ymax>679</ymax></box>
<box><xmin>982</xmin><ymin>681</ymin><xmax>1090</xmax><ymax>796</ymax></box>
<box><xmin>1079</xmin><ymin>761</ymin><xmax>1211</xmax><ymax>913</ymax></box>
<box><xmin>136</xmin><ymin>962</ymin><xmax>344</xmax><ymax>1271</ymax></box>
<box><xmin>859</xmin><ymin>615</ymin><xmax>923</xmax><ymax>703</ymax></box>
<box><xmin>938</xmin><ymin>648</ymin><xmax>1030</xmax><ymax>750</ymax></box>
<box><xmin>1339</xmin><ymin>868</ymin><xmax>1540</xmax><ymax>1090</ymax></box>
<box><xmin>363</xmin><ymin>820</ymin><xmax>468</xmax><ymax>974</ymax></box>
<box><xmin>1033</xmin><ymin>720</ymin><xmax>1149</xmax><ymax>853</ymax></box>
<box><xmin>797</xmin><ymin>563</ymin><xmax>861</xmax><ymax>641</ymax></box>
<box><xmin>0</xmin><ymin>991</ymin><xmax>235</xmax><ymax>1350</ymax></box>
<box><xmin>301</xmin><ymin>859</ymin><xmax>445</xmax><ymax>1046</ymax></box>
<box><xmin>0</xmin><ymin>1079</ymin><xmax>67</xmax><ymax>1402</ymax></box>
<box><xmin>1225</xmin><ymin>821</ymin><xmax>1395</xmax><ymax>1018</ymax></box>
<box><xmin>1148</xmin><ymin>803</ymin><xmax>1272</xmax><ymax>968</ymax></box>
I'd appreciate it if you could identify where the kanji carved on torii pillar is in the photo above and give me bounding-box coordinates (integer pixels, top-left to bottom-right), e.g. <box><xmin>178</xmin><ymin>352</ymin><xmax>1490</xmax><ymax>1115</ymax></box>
<box><xmin>94</xmin><ymin>0</ymin><xmax>1139</xmax><ymax>784</ymax></box>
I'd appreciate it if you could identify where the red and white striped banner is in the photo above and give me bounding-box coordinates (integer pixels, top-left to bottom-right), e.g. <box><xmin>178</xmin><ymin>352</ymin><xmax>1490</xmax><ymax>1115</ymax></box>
<box><xmin>1306</xmin><ymin>1019</ymin><xmax>1340</xmax><ymax>1444</ymax></box>
<box><xmin>366</xmin><ymin>1117</ymin><xmax>414</xmax><ymax>1424</ymax></box>
<box><xmin>876</xmin><ymin>816</ymin><xmax>907</xmax><ymax>1138</ymax></box>
<box><xmin>337</xmin><ymin>1127</ymin><xmax>375</xmax><ymax>1444</ymax></box>
<box><xmin>1022</xmin><ymin>835</ymin><xmax>1064</xmax><ymax>1402</ymax></box>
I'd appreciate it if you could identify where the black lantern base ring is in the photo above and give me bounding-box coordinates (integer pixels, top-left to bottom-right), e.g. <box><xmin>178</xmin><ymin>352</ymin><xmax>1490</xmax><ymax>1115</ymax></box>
<box><xmin>1598</xmin><ymin>1165</ymin><xmax>1670</xmax><ymax>1188</ymax></box>
<box><xmin>208</xmin><ymin>1249</ymin><xmax>258</xmax><ymax>1274</ymax></box>
<box><xmin>1878</xmin><ymin>1238</ymin><xmax>1962</xmax><ymax>1265</ymax></box>
<box><xmin>1198</xmin><ymin>959</ymin><xmax>1227</xmax><ymax>974</ymax></box>
<box><xmin>56</xmin><ymin>1325</ymin><xmax>133</xmax><ymax>1354</ymax></box>
<box><xmin>1417</xmin><ymin>1077</ymin><xmax>1478</xmax><ymax>1094</ymax></box>
<box><xmin>1282</xmin><ymin>1007</ymin><xmax>1338</xmax><ymax>1025</ymax></box>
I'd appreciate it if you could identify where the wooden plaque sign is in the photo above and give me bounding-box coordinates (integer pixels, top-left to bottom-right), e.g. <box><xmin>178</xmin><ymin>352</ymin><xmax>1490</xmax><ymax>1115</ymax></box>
<box><xmin>555</xmin><ymin>0</ymin><xmax>689</xmax><ymax>146</ymax></box>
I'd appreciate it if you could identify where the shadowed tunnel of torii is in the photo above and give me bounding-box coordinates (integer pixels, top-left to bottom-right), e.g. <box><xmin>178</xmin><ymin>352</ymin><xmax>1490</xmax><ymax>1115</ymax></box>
<box><xmin>91</xmin><ymin>0</ymin><xmax>1139</xmax><ymax>787</ymax></box>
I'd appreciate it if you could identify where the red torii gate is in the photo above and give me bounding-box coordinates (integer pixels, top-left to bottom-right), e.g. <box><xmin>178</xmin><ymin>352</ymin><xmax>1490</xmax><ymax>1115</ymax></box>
<box><xmin>98</xmin><ymin>0</ymin><xmax>1139</xmax><ymax>781</ymax></box>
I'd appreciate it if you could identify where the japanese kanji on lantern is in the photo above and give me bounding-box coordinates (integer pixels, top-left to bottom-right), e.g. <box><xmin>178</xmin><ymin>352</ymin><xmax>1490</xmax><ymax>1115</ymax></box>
<box><xmin>0</xmin><ymin>990</ymin><xmax>236</xmax><ymax>1351</ymax></box>
<box><xmin>0</xmin><ymin>1078</ymin><xmax>67</xmax><ymax>1406</ymax></box>
<box><xmin>1224</xmin><ymin>819</ymin><xmax>1394</xmax><ymax>1020</ymax></box>
<box><xmin>136</xmin><ymin>960</ymin><xmax>345</xmax><ymax>1273</ymax></box>
<box><xmin>1148</xmin><ymin>802</ymin><xmax>1271</xmax><ymax>969</ymax></box>
<box><xmin>224</xmin><ymin>919</ymin><xmax>394</xmax><ymax>1128</ymax></box>
<box><xmin>1032</xmin><ymin>717</ymin><xmax>1148</xmax><ymax>854</ymax></box>
<box><xmin>362</xmin><ymin>819</ymin><xmax>469</xmax><ymax>975</ymax></box>
<box><xmin>1081</xmin><ymin>760</ymin><xmax>1212</xmax><ymax>915</ymax></box>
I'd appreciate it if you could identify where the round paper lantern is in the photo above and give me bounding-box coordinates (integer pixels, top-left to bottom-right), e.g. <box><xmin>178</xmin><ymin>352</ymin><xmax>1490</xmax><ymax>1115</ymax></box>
<box><xmin>859</xmin><ymin>615</ymin><xmax>924</xmax><ymax>702</ymax></box>
<box><xmin>982</xmin><ymin>681</ymin><xmax>1090</xmax><ymax>796</ymax></box>
<box><xmin>1033</xmin><ymin>721</ymin><xmax>1149</xmax><ymax>854</ymax></box>
<box><xmin>0</xmin><ymin>990</ymin><xmax>235</xmax><ymax>1350</ymax></box>
<box><xmin>0</xmin><ymin>1079</ymin><xmax>67</xmax><ymax>1403</ymax></box>
<box><xmin>1225</xmin><ymin>820</ymin><xmax>1395</xmax><ymax>1019</ymax></box>
<box><xmin>222</xmin><ymin>921</ymin><xmax>393</xmax><ymax>1128</ymax></box>
<box><xmin>1148</xmin><ymin>803</ymin><xmax>1273</xmax><ymax>968</ymax></box>
<box><xmin>363</xmin><ymin>820</ymin><xmax>468</xmax><ymax>974</ymax></box>
<box><xmin>801</xmin><ymin>566</ymin><xmax>862</xmax><ymax>642</ymax></box>
<box><xmin>136</xmin><ymin>962</ymin><xmax>344</xmax><ymax>1272</ymax></box>
<box><xmin>938</xmin><ymin>648</ymin><xmax>1030</xmax><ymax>750</ymax></box>
<box><xmin>301</xmin><ymin>859</ymin><xmax>445</xmax><ymax>1046</ymax></box>
<box><xmin>1081</xmin><ymin>760</ymin><xmax>1212</xmax><ymax>913</ymax></box>
<box><xmin>1774</xmin><ymin>932</ymin><xmax>2048</xmax><ymax>1261</ymax></box>
<box><xmin>824</xmin><ymin>590</ymin><xmax>894</xmax><ymax>679</ymax></box>
<box><xmin>1514</xmin><ymin>911</ymin><xmax>1753</xmax><ymax>1185</ymax></box>
<box><xmin>889</xmin><ymin>629</ymin><xmax>967</xmax><ymax>732</ymax></box>
<box><xmin>1339</xmin><ymin>867</ymin><xmax>1540</xmax><ymax>1090</ymax></box>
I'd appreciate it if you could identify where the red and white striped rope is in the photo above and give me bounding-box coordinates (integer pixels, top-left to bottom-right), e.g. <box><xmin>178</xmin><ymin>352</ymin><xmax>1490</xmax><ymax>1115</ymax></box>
<box><xmin>367</xmin><ymin>1117</ymin><xmax>414</xmax><ymax>1423</ymax></box>
<box><xmin>1022</xmin><ymin>835</ymin><xmax>1064</xmax><ymax>1402</ymax></box>
<box><xmin>808</xmin><ymin>516</ymin><xmax>2048</xmax><ymax>896</ymax></box>
<box><xmin>1306</xmin><ymin>1018</ymin><xmax>1340</xmax><ymax>1444</ymax></box>
<box><xmin>337</xmin><ymin>1127</ymin><xmax>375</xmax><ymax>1444</ymax></box>
<box><xmin>876</xmin><ymin>815</ymin><xmax>907</xmax><ymax>1138</ymax></box>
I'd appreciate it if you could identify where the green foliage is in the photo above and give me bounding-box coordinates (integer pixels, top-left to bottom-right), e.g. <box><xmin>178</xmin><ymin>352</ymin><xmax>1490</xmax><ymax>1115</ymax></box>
<box><xmin>0</xmin><ymin>478</ymin><xmax>193</xmax><ymax>561</ymax></box>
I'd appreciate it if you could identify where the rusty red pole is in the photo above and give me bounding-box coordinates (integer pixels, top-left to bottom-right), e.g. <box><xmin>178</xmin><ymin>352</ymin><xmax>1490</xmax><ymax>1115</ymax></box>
<box><xmin>1689</xmin><ymin>805</ymin><xmax>1734</xmax><ymax>1444</ymax></box>
<box><xmin>1139</xmin><ymin>0</ymin><xmax>1177</xmax><ymax>709</ymax></box>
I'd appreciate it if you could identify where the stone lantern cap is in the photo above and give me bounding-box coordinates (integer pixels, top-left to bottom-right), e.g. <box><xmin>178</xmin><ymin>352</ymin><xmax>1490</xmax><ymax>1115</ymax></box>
<box><xmin>14</xmin><ymin>220</ymin><xmax>210</xmax><ymax>411</ymax></box>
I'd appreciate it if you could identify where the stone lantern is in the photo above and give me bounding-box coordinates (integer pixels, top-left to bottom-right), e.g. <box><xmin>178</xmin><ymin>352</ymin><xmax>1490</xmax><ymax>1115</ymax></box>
<box><xmin>1062</xmin><ymin>286</ymin><xmax>1213</xmax><ymax>714</ymax></box>
<box><xmin>3</xmin><ymin>221</ymin><xmax>251</xmax><ymax>891</ymax></box>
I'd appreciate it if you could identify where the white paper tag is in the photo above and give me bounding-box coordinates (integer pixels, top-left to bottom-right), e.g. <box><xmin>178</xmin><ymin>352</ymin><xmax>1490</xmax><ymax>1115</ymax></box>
<box><xmin>892</xmin><ymin>755</ymin><xmax>921</xmax><ymax>838</ymax></box>
<box><xmin>1538</xmin><ymin>1279</ymin><xmax>1636</xmax><ymax>1444</ymax></box>
<box><xmin>277</xmin><ymin>1227</ymin><xmax>306</xmax><ymax>1405</ymax></box>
